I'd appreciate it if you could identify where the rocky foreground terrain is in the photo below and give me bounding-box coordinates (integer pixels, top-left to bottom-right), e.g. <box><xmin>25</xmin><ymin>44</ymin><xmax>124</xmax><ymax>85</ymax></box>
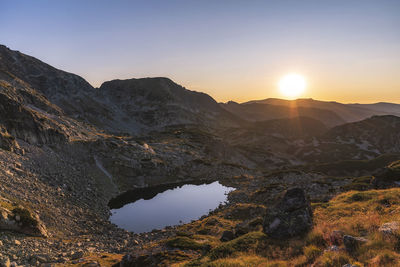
<box><xmin>1</xmin><ymin>44</ymin><xmax>400</xmax><ymax>266</ymax></box>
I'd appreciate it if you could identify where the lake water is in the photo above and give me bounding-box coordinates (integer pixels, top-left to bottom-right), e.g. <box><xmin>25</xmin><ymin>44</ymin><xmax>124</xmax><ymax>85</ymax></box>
<box><xmin>109</xmin><ymin>181</ymin><xmax>234</xmax><ymax>233</ymax></box>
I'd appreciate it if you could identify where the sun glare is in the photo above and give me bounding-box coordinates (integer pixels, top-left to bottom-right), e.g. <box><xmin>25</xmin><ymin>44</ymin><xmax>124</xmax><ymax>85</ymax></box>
<box><xmin>278</xmin><ymin>73</ymin><xmax>306</xmax><ymax>98</ymax></box>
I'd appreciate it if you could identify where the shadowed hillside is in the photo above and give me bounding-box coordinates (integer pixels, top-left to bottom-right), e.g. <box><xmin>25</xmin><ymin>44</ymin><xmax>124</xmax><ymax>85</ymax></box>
<box><xmin>220</xmin><ymin>101</ymin><xmax>346</xmax><ymax>127</ymax></box>
<box><xmin>244</xmin><ymin>98</ymin><xmax>400</xmax><ymax>124</ymax></box>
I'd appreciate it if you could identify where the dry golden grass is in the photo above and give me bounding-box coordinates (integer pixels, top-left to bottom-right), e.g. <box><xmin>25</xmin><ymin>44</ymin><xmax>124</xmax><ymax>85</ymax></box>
<box><xmin>310</xmin><ymin>188</ymin><xmax>400</xmax><ymax>266</ymax></box>
<box><xmin>184</xmin><ymin>188</ymin><xmax>400</xmax><ymax>266</ymax></box>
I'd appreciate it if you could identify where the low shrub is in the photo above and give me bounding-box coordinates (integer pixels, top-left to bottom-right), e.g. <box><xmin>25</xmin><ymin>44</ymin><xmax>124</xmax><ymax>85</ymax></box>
<box><xmin>304</xmin><ymin>245</ymin><xmax>322</xmax><ymax>261</ymax></box>
<box><xmin>314</xmin><ymin>251</ymin><xmax>351</xmax><ymax>267</ymax></box>
<box><xmin>345</xmin><ymin>191</ymin><xmax>376</xmax><ymax>202</ymax></box>
<box><xmin>305</xmin><ymin>231</ymin><xmax>326</xmax><ymax>247</ymax></box>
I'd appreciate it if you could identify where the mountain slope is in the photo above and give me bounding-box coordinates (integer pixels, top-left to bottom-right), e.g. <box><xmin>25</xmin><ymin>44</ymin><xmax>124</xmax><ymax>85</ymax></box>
<box><xmin>323</xmin><ymin>115</ymin><xmax>400</xmax><ymax>152</ymax></box>
<box><xmin>349</xmin><ymin>102</ymin><xmax>400</xmax><ymax>116</ymax></box>
<box><xmin>0</xmin><ymin>45</ymin><xmax>98</xmax><ymax>115</ymax></box>
<box><xmin>0</xmin><ymin>69</ymin><xmax>97</xmax><ymax>145</ymax></box>
<box><xmin>245</xmin><ymin>98</ymin><xmax>396</xmax><ymax>123</ymax></box>
<box><xmin>293</xmin><ymin>115</ymin><xmax>400</xmax><ymax>163</ymax></box>
<box><xmin>220</xmin><ymin>101</ymin><xmax>345</xmax><ymax>127</ymax></box>
<box><xmin>93</xmin><ymin>78</ymin><xmax>243</xmax><ymax>133</ymax></box>
<box><xmin>0</xmin><ymin>45</ymin><xmax>242</xmax><ymax>134</ymax></box>
<box><xmin>220</xmin><ymin>116</ymin><xmax>328</xmax><ymax>167</ymax></box>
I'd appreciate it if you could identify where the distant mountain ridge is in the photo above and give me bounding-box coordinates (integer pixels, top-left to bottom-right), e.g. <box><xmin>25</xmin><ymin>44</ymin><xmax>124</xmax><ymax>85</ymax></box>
<box><xmin>220</xmin><ymin>101</ymin><xmax>345</xmax><ymax>127</ymax></box>
<box><xmin>234</xmin><ymin>98</ymin><xmax>400</xmax><ymax>126</ymax></box>
<box><xmin>348</xmin><ymin>102</ymin><xmax>400</xmax><ymax>116</ymax></box>
<box><xmin>2</xmin><ymin>43</ymin><xmax>400</xmax><ymax>138</ymax></box>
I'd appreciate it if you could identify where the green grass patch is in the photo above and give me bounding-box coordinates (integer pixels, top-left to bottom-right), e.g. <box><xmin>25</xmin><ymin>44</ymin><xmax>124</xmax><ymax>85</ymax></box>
<box><xmin>345</xmin><ymin>191</ymin><xmax>378</xmax><ymax>203</ymax></box>
<box><xmin>166</xmin><ymin>236</ymin><xmax>209</xmax><ymax>251</ymax></box>
<box><xmin>209</xmin><ymin>232</ymin><xmax>267</xmax><ymax>260</ymax></box>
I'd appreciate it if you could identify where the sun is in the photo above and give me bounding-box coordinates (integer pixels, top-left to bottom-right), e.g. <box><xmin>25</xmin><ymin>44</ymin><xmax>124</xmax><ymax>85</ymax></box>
<box><xmin>278</xmin><ymin>73</ymin><xmax>306</xmax><ymax>98</ymax></box>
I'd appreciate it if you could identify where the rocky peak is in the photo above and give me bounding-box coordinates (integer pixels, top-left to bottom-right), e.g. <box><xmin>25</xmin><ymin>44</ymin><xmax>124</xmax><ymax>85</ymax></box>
<box><xmin>98</xmin><ymin>77</ymin><xmax>221</xmax><ymax>112</ymax></box>
<box><xmin>94</xmin><ymin>77</ymin><xmax>242</xmax><ymax>132</ymax></box>
<box><xmin>1</xmin><ymin>45</ymin><xmax>242</xmax><ymax>134</ymax></box>
<box><xmin>0</xmin><ymin>45</ymin><xmax>93</xmax><ymax>97</ymax></box>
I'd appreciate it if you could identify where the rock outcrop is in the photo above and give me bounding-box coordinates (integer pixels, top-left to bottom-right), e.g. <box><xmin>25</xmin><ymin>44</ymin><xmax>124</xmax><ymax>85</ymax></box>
<box><xmin>0</xmin><ymin>205</ymin><xmax>48</xmax><ymax>237</ymax></box>
<box><xmin>0</xmin><ymin>126</ymin><xmax>18</xmax><ymax>151</ymax></box>
<box><xmin>378</xmin><ymin>221</ymin><xmax>399</xmax><ymax>237</ymax></box>
<box><xmin>263</xmin><ymin>188</ymin><xmax>313</xmax><ymax>238</ymax></box>
<box><xmin>220</xmin><ymin>230</ymin><xmax>235</xmax><ymax>242</ymax></box>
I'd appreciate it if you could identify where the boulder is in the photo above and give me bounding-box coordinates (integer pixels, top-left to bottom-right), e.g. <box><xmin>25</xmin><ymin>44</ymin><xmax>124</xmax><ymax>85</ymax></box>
<box><xmin>0</xmin><ymin>126</ymin><xmax>19</xmax><ymax>152</ymax></box>
<box><xmin>0</xmin><ymin>256</ymin><xmax>10</xmax><ymax>267</ymax></box>
<box><xmin>378</xmin><ymin>221</ymin><xmax>399</xmax><ymax>237</ymax></box>
<box><xmin>343</xmin><ymin>235</ymin><xmax>368</xmax><ymax>253</ymax></box>
<box><xmin>0</xmin><ymin>206</ymin><xmax>48</xmax><ymax>237</ymax></box>
<box><xmin>234</xmin><ymin>221</ymin><xmax>251</xmax><ymax>237</ymax></box>
<box><xmin>263</xmin><ymin>188</ymin><xmax>313</xmax><ymax>238</ymax></box>
<box><xmin>220</xmin><ymin>230</ymin><xmax>235</xmax><ymax>242</ymax></box>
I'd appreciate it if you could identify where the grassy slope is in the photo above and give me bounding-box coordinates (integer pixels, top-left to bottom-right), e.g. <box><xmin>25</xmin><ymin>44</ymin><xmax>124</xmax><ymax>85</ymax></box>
<box><xmin>58</xmin><ymin>188</ymin><xmax>400</xmax><ymax>266</ymax></box>
<box><xmin>173</xmin><ymin>188</ymin><xmax>400</xmax><ymax>267</ymax></box>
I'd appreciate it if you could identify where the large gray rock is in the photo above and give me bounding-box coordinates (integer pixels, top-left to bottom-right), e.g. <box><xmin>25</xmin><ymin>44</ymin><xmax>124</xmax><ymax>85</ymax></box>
<box><xmin>263</xmin><ymin>188</ymin><xmax>313</xmax><ymax>238</ymax></box>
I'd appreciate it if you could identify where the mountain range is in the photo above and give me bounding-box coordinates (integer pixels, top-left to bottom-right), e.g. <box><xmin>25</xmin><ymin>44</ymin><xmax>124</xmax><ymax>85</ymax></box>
<box><xmin>1</xmin><ymin>44</ymin><xmax>400</xmax><ymax>266</ymax></box>
<box><xmin>2</xmin><ymin>44</ymin><xmax>400</xmax><ymax>139</ymax></box>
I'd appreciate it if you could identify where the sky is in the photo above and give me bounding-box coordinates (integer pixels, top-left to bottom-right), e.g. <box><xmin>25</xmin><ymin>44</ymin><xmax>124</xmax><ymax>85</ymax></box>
<box><xmin>1</xmin><ymin>0</ymin><xmax>399</xmax><ymax>103</ymax></box>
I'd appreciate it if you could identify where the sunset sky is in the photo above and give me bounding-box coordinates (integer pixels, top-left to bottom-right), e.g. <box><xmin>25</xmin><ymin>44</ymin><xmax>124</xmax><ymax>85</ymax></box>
<box><xmin>1</xmin><ymin>0</ymin><xmax>399</xmax><ymax>103</ymax></box>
